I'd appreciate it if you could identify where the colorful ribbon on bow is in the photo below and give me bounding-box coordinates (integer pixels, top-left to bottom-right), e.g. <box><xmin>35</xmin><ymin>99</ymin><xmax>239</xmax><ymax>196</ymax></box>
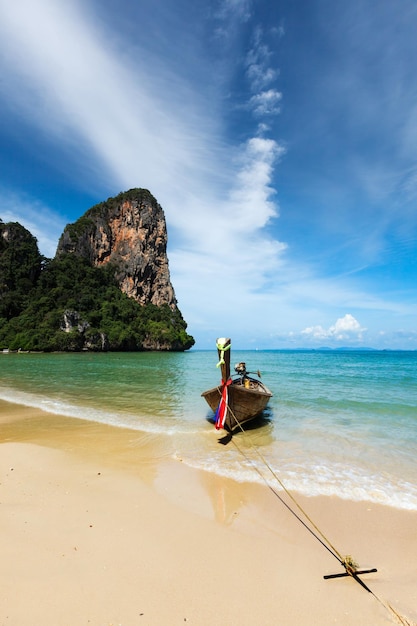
<box><xmin>214</xmin><ymin>377</ymin><xmax>232</xmax><ymax>430</ymax></box>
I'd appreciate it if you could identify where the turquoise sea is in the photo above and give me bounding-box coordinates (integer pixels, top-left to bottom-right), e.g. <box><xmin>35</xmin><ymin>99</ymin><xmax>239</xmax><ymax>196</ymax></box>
<box><xmin>1</xmin><ymin>349</ymin><xmax>416</xmax><ymax>511</ymax></box>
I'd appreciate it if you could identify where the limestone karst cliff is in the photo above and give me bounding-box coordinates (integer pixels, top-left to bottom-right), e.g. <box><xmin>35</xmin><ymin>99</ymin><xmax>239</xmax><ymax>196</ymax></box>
<box><xmin>0</xmin><ymin>191</ymin><xmax>194</xmax><ymax>351</ymax></box>
<box><xmin>56</xmin><ymin>188</ymin><xmax>177</xmax><ymax>310</ymax></box>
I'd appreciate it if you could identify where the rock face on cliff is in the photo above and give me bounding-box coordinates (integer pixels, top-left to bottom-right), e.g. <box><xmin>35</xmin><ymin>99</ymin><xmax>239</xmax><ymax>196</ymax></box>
<box><xmin>56</xmin><ymin>188</ymin><xmax>177</xmax><ymax>309</ymax></box>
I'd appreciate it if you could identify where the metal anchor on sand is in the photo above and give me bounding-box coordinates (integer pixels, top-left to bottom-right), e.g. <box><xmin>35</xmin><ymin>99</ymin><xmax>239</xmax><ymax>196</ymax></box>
<box><xmin>324</xmin><ymin>555</ymin><xmax>377</xmax><ymax>592</ymax></box>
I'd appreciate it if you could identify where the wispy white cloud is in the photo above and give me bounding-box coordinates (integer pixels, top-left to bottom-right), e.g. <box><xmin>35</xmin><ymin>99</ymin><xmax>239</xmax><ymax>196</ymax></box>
<box><xmin>246</xmin><ymin>26</ymin><xmax>278</xmax><ymax>91</ymax></box>
<box><xmin>249</xmin><ymin>89</ymin><xmax>282</xmax><ymax>116</ymax></box>
<box><xmin>0</xmin><ymin>0</ymin><xmax>225</xmax><ymax>197</ymax></box>
<box><xmin>229</xmin><ymin>137</ymin><xmax>284</xmax><ymax>226</ymax></box>
<box><xmin>170</xmin><ymin>135</ymin><xmax>287</xmax><ymax>290</ymax></box>
<box><xmin>247</xmin><ymin>65</ymin><xmax>278</xmax><ymax>91</ymax></box>
<box><xmin>245</xmin><ymin>25</ymin><xmax>281</xmax><ymax>117</ymax></box>
<box><xmin>215</xmin><ymin>0</ymin><xmax>252</xmax><ymax>22</ymax></box>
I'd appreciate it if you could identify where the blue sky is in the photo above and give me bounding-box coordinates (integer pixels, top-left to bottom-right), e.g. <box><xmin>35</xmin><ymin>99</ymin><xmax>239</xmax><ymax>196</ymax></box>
<box><xmin>0</xmin><ymin>0</ymin><xmax>416</xmax><ymax>349</ymax></box>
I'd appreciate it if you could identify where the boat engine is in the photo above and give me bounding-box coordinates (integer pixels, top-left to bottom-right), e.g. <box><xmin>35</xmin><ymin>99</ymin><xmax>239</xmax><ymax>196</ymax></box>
<box><xmin>234</xmin><ymin>362</ymin><xmax>247</xmax><ymax>376</ymax></box>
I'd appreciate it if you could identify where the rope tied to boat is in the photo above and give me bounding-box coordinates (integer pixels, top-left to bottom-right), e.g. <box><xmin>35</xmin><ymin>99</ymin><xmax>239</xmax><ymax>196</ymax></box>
<box><xmin>223</xmin><ymin>404</ymin><xmax>414</xmax><ymax>626</ymax></box>
<box><xmin>216</xmin><ymin>338</ymin><xmax>231</xmax><ymax>367</ymax></box>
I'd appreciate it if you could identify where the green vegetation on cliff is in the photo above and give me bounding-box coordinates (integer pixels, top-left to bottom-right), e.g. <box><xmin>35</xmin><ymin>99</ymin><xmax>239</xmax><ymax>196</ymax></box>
<box><xmin>0</xmin><ymin>219</ymin><xmax>194</xmax><ymax>352</ymax></box>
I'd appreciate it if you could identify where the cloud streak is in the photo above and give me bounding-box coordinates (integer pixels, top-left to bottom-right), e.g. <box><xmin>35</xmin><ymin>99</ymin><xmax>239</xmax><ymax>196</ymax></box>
<box><xmin>0</xmin><ymin>0</ymin><xmax>223</xmax><ymax>196</ymax></box>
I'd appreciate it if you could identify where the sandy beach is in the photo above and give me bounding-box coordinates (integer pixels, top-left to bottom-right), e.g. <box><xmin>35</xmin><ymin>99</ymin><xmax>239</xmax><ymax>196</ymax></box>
<box><xmin>1</xmin><ymin>399</ymin><xmax>416</xmax><ymax>626</ymax></box>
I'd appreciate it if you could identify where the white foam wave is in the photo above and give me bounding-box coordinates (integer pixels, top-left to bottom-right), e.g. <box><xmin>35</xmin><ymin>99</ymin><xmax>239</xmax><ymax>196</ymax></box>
<box><xmin>179</xmin><ymin>454</ymin><xmax>417</xmax><ymax>512</ymax></box>
<box><xmin>0</xmin><ymin>386</ymin><xmax>197</xmax><ymax>436</ymax></box>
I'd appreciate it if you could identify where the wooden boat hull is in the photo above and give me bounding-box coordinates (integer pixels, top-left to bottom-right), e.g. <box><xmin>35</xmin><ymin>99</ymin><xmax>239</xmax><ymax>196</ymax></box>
<box><xmin>202</xmin><ymin>377</ymin><xmax>272</xmax><ymax>431</ymax></box>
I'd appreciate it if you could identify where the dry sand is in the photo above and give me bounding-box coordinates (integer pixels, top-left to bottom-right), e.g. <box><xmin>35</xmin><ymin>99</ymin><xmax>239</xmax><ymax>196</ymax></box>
<box><xmin>1</xmin><ymin>399</ymin><xmax>416</xmax><ymax>626</ymax></box>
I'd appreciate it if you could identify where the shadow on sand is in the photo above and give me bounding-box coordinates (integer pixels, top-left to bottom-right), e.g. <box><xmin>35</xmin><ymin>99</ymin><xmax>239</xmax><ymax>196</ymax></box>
<box><xmin>205</xmin><ymin>407</ymin><xmax>274</xmax><ymax>445</ymax></box>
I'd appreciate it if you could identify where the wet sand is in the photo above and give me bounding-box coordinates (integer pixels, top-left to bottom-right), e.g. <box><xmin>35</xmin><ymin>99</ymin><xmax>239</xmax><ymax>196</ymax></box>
<box><xmin>1</xmin><ymin>400</ymin><xmax>416</xmax><ymax>625</ymax></box>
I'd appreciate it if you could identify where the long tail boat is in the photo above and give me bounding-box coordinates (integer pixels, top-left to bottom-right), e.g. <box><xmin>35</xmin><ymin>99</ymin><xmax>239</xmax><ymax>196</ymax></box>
<box><xmin>201</xmin><ymin>337</ymin><xmax>273</xmax><ymax>431</ymax></box>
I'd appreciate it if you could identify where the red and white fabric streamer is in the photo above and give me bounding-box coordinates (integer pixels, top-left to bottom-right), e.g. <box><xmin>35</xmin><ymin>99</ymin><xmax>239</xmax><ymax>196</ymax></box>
<box><xmin>215</xmin><ymin>378</ymin><xmax>232</xmax><ymax>430</ymax></box>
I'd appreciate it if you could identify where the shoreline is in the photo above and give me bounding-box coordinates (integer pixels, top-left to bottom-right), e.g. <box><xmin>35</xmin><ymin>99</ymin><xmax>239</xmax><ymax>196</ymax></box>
<box><xmin>1</xmin><ymin>399</ymin><xmax>416</xmax><ymax>625</ymax></box>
